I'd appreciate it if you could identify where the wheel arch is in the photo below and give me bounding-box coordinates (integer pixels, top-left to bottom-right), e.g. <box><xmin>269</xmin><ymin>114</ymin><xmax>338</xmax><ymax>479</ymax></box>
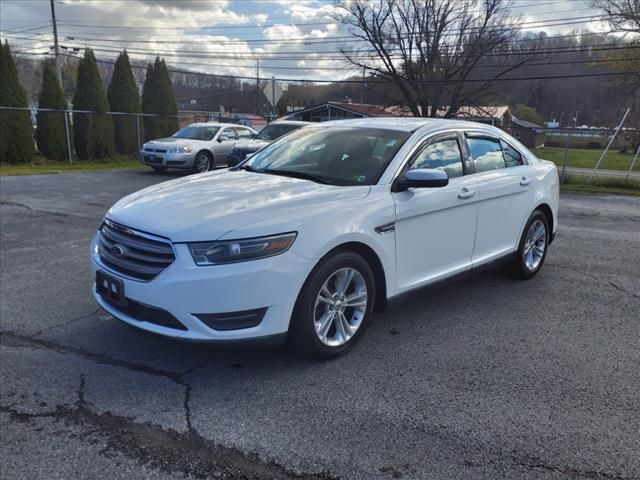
<box><xmin>306</xmin><ymin>241</ymin><xmax>388</xmax><ymax>313</ymax></box>
<box><xmin>534</xmin><ymin>203</ymin><xmax>554</xmax><ymax>243</ymax></box>
<box><xmin>196</xmin><ymin>148</ymin><xmax>214</xmax><ymax>162</ymax></box>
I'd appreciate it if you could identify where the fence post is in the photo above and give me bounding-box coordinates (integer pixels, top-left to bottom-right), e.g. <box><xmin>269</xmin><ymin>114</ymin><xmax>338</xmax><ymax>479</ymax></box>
<box><xmin>561</xmin><ymin>130</ymin><xmax>572</xmax><ymax>184</ymax></box>
<box><xmin>588</xmin><ymin>108</ymin><xmax>630</xmax><ymax>184</ymax></box>
<box><xmin>64</xmin><ymin>110</ymin><xmax>72</xmax><ymax>164</ymax></box>
<box><xmin>626</xmin><ymin>145</ymin><xmax>640</xmax><ymax>180</ymax></box>
<box><xmin>136</xmin><ymin>113</ymin><xmax>141</xmax><ymax>149</ymax></box>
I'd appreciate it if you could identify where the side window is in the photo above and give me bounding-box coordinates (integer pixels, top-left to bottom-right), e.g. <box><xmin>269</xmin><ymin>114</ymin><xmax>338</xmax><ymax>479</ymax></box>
<box><xmin>501</xmin><ymin>140</ymin><xmax>523</xmax><ymax>167</ymax></box>
<box><xmin>237</xmin><ymin>128</ymin><xmax>253</xmax><ymax>139</ymax></box>
<box><xmin>409</xmin><ymin>138</ymin><xmax>464</xmax><ymax>179</ymax></box>
<box><xmin>467</xmin><ymin>137</ymin><xmax>505</xmax><ymax>173</ymax></box>
<box><xmin>222</xmin><ymin>128</ymin><xmax>237</xmax><ymax>140</ymax></box>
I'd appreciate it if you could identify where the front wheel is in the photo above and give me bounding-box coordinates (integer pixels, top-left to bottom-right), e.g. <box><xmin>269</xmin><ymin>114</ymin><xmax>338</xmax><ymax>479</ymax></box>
<box><xmin>509</xmin><ymin>210</ymin><xmax>550</xmax><ymax>279</ymax></box>
<box><xmin>193</xmin><ymin>151</ymin><xmax>213</xmax><ymax>173</ymax></box>
<box><xmin>288</xmin><ymin>251</ymin><xmax>375</xmax><ymax>359</ymax></box>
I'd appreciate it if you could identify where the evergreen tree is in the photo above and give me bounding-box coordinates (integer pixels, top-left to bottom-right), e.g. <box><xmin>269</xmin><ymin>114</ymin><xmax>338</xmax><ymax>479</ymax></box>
<box><xmin>107</xmin><ymin>51</ymin><xmax>141</xmax><ymax>155</ymax></box>
<box><xmin>0</xmin><ymin>42</ymin><xmax>34</xmax><ymax>163</ymax></box>
<box><xmin>36</xmin><ymin>60</ymin><xmax>69</xmax><ymax>160</ymax></box>
<box><xmin>72</xmin><ymin>49</ymin><xmax>114</xmax><ymax>160</ymax></box>
<box><xmin>141</xmin><ymin>57</ymin><xmax>178</xmax><ymax>141</ymax></box>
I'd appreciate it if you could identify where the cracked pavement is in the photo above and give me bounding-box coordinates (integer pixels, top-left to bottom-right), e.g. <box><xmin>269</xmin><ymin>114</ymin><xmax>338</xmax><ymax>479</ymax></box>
<box><xmin>1</xmin><ymin>170</ymin><xmax>639</xmax><ymax>480</ymax></box>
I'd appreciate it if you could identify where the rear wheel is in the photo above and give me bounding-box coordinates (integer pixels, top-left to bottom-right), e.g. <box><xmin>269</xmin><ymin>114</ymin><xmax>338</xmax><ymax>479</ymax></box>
<box><xmin>288</xmin><ymin>251</ymin><xmax>375</xmax><ymax>359</ymax></box>
<box><xmin>151</xmin><ymin>166</ymin><xmax>167</xmax><ymax>173</ymax></box>
<box><xmin>193</xmin><ymin>151</ymin><xmax>213</xmax><ymax>173</ymax></box>
<box><xmin>508</xmin><ymin>210</ymin><xmax>550</xmax><ymax>279</ymax></box>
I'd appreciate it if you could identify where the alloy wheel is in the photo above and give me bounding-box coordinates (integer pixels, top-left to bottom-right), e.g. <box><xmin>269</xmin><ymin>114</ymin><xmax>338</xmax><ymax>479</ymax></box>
<box><xmin>313</xmin><ymin>267</ymin><xmax>368</xmax><ymax>347</ymax></box>
<box><xmin>195</xmin><ymin>154</ymin><xmax>211</xmax><ymax>173</ymax></box>
<box><xmin>523</xmin><ymin>219</ymin><xmax>546</xmax><ymax>271</ymax></box>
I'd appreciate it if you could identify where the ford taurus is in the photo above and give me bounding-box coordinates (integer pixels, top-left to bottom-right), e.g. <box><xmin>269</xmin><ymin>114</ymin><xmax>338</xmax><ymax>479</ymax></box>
<box><xmin>92</xmin><ymin>118</ymin><xmax>559</xmax><ymax>358</ymax></box>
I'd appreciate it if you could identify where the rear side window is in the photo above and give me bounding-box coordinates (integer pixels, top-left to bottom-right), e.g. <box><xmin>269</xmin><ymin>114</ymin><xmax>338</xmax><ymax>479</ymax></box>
<box><xmin>409</xmin><ymin>138</ymin><xmax>464</xmax><ymax>179</ymax></box>
<box><xmin>237</xmin><ymin>128</ymin><xmax>253</xmax><ymax>139</ymax></box>
<box><xmin>467</xmin><ymin>137</ymin><xmax>504</xmax><ymax>173</ymax></box>
<box><xmin>223</xmin><ymin>128</ymin><xmax>238</xmax><ymax>140</ymax></box>
<box><xmin>501</xmin><ymin>140</ymin><xmax>523</xmax><ymax>167</ymax></box>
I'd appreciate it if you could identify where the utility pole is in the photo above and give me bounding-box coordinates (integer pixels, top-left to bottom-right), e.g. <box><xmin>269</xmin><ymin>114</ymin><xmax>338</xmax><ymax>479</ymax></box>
<box><xmin>360</xmin><ymin>67</ymin><xmax>365</xmax><ymax>104</ymax></box>
<box><xmin>49</xmin><ymin>0</ymin><xmax>63</xmax><ymax>88</ymax></box>
<box><xmin>255</xmin><ymin>59</ymin><xmax>260</xmax><ymax>116</ymax></box>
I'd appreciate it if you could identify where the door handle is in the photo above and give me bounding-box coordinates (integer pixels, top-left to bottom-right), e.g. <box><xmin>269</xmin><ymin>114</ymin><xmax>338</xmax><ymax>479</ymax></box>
<box><xmin>520</xmin><ymin>176</ymin><xmax>532</xmax><ymax>186</ymax></box>
<box><xmin>458</xmin><ymin>188</ymin><xmax>475</xmax><ymax>199</ymax></box>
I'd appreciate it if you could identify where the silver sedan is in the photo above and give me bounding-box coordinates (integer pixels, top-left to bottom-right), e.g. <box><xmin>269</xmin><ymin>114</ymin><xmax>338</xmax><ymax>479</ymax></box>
<box><xmin>140</xmin><ymin>122</ymin><xmax>257</xmax><ymax>173</ymax></box>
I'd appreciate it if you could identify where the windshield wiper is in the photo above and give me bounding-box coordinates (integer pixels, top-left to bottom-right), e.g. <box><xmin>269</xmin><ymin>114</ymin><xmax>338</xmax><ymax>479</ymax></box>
<box><xmin>261</xmin><ymin>169</ymin><xmax>331</xmax><ymax>185</ymax></box>
<box><xmin>232</xmin><ymin>164</ymin><xmax>257</xmax><ymax>172</ymax></box>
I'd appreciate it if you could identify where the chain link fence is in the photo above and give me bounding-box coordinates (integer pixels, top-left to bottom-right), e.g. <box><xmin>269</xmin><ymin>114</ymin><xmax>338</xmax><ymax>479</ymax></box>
<box><xmin>0</xmin><ymin>106</ymin><xmax>266</xmax><ymax>164</ymax></box>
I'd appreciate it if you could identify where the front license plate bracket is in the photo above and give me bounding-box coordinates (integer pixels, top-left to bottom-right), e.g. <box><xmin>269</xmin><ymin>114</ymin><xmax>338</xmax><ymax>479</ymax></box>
<box><xmin>96</xmin><ymin>270</ymin><xmax>127</xmax><ymax>307</ymax></box>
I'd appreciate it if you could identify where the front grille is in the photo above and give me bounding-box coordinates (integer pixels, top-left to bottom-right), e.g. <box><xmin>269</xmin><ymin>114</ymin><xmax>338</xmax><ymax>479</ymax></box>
<box><xmin>98</xmin><ymin>220</ymin><xmax>175</xmax><ymax>281</ymax></box>
<box><xmin>144</xmin><ymin>147</ymin><xmax>167</xmax><ymax>153</ymax></box>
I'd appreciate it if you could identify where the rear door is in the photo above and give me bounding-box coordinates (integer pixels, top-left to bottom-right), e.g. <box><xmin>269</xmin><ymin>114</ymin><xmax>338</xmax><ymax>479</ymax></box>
<box><xmin>213</xmin><ymin>127</ymin><xmax>238</xmax><ymax>164</ymax></box>
<box><xmin>464</xmin><ymin>133</ymin><xmax>537</xmax><ymax>265</ymax></box>
<box><xmin>236</xmin><ymin>127</ymin><xmax>254</xmax><ymax>140</ymax></box>
<box><xmin>392</xmin><ymin>133</ymin><xmax>478</xmax><ymax>293</ymax></box>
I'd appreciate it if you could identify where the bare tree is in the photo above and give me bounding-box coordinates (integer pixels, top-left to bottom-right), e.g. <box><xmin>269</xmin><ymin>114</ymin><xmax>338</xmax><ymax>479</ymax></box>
<box><xmin>338</xmin><ymin>0</ymin><xmax>524</xmax><ymax>117</ymax></box>
<box><xmin>590</xmin><ymin>0</ymin><xmax>640</xmax><ymax>34</ymax></box>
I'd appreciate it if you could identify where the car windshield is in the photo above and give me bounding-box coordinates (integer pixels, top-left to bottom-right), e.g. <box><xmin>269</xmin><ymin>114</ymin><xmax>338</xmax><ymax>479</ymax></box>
<box><xmin>256</xmin><ymin>123</ymin><xmax>302</xmax><ymax>141</ymax></box>
<box><xmin>172</xmin><ymin>126</ymin><xmax>220</xmax><ymax>141</ymax></box>
<box><xmin>243</xmin><ymin>127</ymin><xmax>410</xmax><ymax>186</ymax></box>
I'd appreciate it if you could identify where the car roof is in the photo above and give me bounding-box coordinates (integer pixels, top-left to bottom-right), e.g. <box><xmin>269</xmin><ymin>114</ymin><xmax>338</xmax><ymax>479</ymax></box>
<box><xmin>187</xmin><ymin>122</ymin><xmax>253</xmax><ymax>128</ymax></box>
<box><xmin>270</xmin><ymin>120</ymin><xmax>311</xmax><ymax>126</ymax></box>
<box><xmin>318</xmin><ymin>117</ymin><xmax>502</xmax><ymax>134</ymax></box>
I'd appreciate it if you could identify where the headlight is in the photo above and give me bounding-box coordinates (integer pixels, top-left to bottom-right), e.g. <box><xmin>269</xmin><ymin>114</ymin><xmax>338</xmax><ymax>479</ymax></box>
<box><xmin>188</xmin><ymin>232</ymin><xmax>297</xmax><ymax>266</ymax></box>
<box><xmin>169</xmin><ymin>146</ymin><xmax>192</xmax><ymax>153</ymax></box>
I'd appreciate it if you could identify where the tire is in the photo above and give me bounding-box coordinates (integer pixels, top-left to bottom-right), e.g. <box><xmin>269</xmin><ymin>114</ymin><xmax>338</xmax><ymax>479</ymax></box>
<box><xmin>508</xmin><ymin>210</ymin><xmax>550</xmax><ymax>279</ymax></box>
<box><xmin>193</xmin><ymin>151</ymin><xmax>213</xmax><ymax>173</ymax></box>
<box><xmin>288</xmin><ymin>251</ymin><xmax>376</xmax><ymax>359</ymax></box>
<box><xmin>151</xmin><ymin>166</ymin><xmax>167</xmax><ymax>173</ymax></box>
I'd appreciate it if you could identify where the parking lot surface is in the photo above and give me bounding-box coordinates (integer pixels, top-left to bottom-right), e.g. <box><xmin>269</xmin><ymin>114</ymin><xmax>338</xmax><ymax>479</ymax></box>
<box><xmin>1</xmin><ymin>170</ymin><xmax>639</xmax><ymax>480</ymax></box>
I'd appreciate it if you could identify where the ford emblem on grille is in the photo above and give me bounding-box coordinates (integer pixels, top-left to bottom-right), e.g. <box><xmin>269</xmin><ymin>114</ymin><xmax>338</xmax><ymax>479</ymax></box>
<box><xmin>111</xmin><ymin>244</ymin><xmax>126</xmax><ymax>258</ymax></box>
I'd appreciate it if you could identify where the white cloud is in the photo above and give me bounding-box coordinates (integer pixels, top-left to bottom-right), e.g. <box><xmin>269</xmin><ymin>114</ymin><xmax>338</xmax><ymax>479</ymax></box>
<box><xmin>0</xmin><ymin>0</ymin><xmax>611</xmax><ymax>82</ymax></box>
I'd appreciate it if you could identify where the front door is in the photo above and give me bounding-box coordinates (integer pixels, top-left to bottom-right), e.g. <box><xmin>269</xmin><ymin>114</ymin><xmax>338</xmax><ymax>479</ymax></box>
<box><xmin>393</xmin><ymin>134</ymin><xmax>478</xmax><ymax>294</ymax></box>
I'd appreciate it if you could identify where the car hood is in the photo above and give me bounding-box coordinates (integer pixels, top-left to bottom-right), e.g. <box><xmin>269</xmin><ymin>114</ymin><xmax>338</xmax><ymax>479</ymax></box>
<box><xmin>106</xmin><ymin>170</ymin><xmax>371</xmax><ymax>242</ymax></box>
<box><xmin>145</xmin><ymin>137</ymin><xmax>208</xmax><ymax>148</ymax></box>
<box><xmin>233</xmin><ymin>138</ymin><xmax>270</xmax><ymax>152</ymax></box>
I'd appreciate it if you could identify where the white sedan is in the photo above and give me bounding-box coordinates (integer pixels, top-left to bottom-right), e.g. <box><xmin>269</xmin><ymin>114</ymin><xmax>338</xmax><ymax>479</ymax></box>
<box><xmin>140</xmin><ymin>123</ymin><xmax>257</xmax><ymax>173</ymax></box>
<box><xmin>92</xmin><ymin>118</ymin><xmax>559</xmax><ymax>358</ymax></box>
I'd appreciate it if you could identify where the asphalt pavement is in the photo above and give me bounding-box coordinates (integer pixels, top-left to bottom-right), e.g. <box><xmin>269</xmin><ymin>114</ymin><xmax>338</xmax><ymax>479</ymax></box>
<box><xmin>1</xmin><ymin>169</ymin><xmax>639</xmax><ymax>480</ymax></box>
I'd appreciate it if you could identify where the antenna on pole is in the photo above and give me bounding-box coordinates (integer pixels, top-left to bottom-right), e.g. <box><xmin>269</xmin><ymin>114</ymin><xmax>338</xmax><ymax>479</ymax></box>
<box><xmin>255</xmin><ymin>58</ymin><xmax>260</xmax><ymax>116</ymax></box>
<box><xmin>49</xmin><ymin>0</ymin><xmax>63</xmax><ymax>89</ymax></box>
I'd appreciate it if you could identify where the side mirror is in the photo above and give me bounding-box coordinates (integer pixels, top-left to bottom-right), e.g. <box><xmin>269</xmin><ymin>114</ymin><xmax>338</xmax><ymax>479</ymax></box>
<box><xmin>395</xmin><ymin>168</ymin><xmax>448</xmax><ymax>191</ymax></box>
<box><xmin>250</xmin><ymin>133</ymin><xmax>257</xmax><ymax>139</ymax></box>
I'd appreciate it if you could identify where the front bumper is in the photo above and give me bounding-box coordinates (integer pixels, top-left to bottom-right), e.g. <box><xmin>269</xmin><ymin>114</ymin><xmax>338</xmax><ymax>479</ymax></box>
<box><xmin>90</xmin><ymin>234</ymin><xmax>311</xmax><ymax>341</ymax></box>
<box><xmin>139</xmin><ymin>150</ymin><xmax>196</xmax><ymax>169</ymax></box>
<box><xmin>227</xmin><ymin>149</ymin><xmax>254</xmax><ymax>167</ymax></box>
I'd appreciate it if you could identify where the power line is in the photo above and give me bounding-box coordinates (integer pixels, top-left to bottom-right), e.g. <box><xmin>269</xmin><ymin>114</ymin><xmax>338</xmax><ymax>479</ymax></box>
<box><xmin>5</xmin><ymin>14</ymin><xmax>614</xmax><ymax>46</ymax></box>
<box><xmin>53</xmin><ymin>14</ymin><xmax>612</xmax><ymax>45</ymax></box>
<box><xmin>58</xmin><ymin>45</ymin><xmax>639</xmax><ymax>71</ymax></box>
<box><xmin>53</xmin><ymin>52</ymin><xmax>638</xmax><ymax>84</ymax></box>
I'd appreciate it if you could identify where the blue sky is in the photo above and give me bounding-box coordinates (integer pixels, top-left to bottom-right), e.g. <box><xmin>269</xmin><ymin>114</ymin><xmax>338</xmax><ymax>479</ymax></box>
<box><xmin>0</xmin><ymin>0</ymin><xmax>606</xmax><ymax>80</ymax></box>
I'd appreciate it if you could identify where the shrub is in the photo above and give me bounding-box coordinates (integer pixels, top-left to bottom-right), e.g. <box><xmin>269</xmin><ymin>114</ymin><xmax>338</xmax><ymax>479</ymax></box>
<box><xmin>107</xmin><ymin>51</ymin><xmax>141</xmax><ymax>155</ymax></box>
<box><xmin>141</xmin><ymin>57</ymin><xmax>178</xmax><ymax>141</ymax></box>
<box><xmin>0</xmin><ymin>42</ymin><xmax>34</xmax><ymax>164</ymax></box>
<box><xmin>36</xmin><ymin>60</ymin><xmax>69</xmax><ymax>160</ymax></box>
<box><xmin>72</xmin><ymin>49</ymin><xmax>114</xmax><ymax>160</ymax></box>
